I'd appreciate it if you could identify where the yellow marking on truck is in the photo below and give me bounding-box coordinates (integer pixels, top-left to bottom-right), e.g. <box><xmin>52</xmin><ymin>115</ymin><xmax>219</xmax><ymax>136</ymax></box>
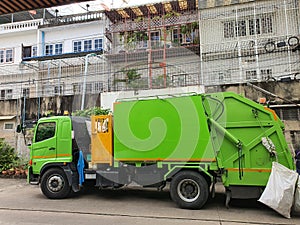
<box><xmin>32</xmin><ymin>154</ymin><xmax>71</xmax><ymax>159</ymax></box>
<box><xmin>115</xmin><ymin>158</ymin><xmax>216</xmax><ymax>162</ymax></box>
<box><xmin>264</xmin><ymin>107</ymin><xmax>278</xmax><ymax>121</ymax></box>
<box><xmin>227</xmin><ymin>168</ymin><xmax>271</xmax><ymax>173</ymax></box>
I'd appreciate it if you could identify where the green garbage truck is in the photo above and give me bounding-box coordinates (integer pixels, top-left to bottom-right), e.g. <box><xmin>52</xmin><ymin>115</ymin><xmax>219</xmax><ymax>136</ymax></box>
<box><xmin>26</xmin><ymin>92</ymin><xmax>295</xmax><ymax>209</ymax></box>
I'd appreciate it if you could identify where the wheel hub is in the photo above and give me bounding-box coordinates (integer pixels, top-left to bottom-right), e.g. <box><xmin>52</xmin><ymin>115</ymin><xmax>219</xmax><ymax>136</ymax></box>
<box><xmin>177</xmin><ymin>179</ymin><xmax>200</xmax><ymax>203</ymax></box>
<box><xmin>48</xmin><ymin>175</ymin><xmax>64</xmax><ymax>192</ymax></box>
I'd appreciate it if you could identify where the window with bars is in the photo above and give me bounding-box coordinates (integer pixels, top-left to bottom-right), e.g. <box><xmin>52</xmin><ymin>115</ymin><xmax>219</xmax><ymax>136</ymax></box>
<box><xmin>73</xmin><ymin>83</ymin><xmax>82</xmax><ymax>94</ymax></box>
<box><xmin>86</xmin><ymin>83</ymin><xmax>93</xmax><ymax>93</ymax></box>
<box><xmin>22</xmin><ymin>88</ymin><xmax>30</xmax><ymax>97</ymax></box>
<box><xmin>55</xmin><ymin>44</ymin><xmax>63</xmax><ymax>55</ymax></box>
<box><xmin>32</xmin><ymin>46</ymin><xmax>37</xmax><ymax>57</ymax></box>
<box><xmin>0</xmin><ymin>49</ymin><xmax>13</xmax><ymax>63</ymax></box>
<box><xmin>249</xmin><ymin>18</ymin><xmax>260</xmax><ymax>35</ymax></box>
<box><xmin>6</xmin><ymin>89</ymin><xmax>12</xmax><ymax>99</ymax></box>
<box><xmin>224</xmin><ymin>21</ymin><xmax>235</xmax><ymax>38</ymax></box>
<box><xmin>6</xmin><ymin>49</ymin><xmax>13</xmax><ymax>62</ymax></box>
<box><xmin>0</xmin><ymin>90</ymin><xmax>4</xmax><ymax>99</ymax></box>
<box><xmin>45</xmin><ymin>43</ymin><xmax>63</xmax><ymax>55</ymax></box>
<box><xmin>246</xmin><ymin>70</ymin><xmax>257</xmax><ymax>80</ymax></box>
<box><xmin>223</xmin><ymin>14</ymin><xmax>273</xmax><ymax>38</ymax></box>
<box><xmin>218</xmin><ymin>72</ymin><xmax>232</xmax><ymax>83</ymax></box>
<box><xmin>73</xmin><ymin>41</ymin><xmax>82</xmax><ymax>52</ymax></box>
<box><xmin>84</xmin><ymin>82</ymin><xmax>104</xmax><ymax>93</ymax></box>
<box><xmin>95</xmin><ymin>39</ymin><xmax>103</xmax><ymax>50</ymax></box>
<box><xmin>94</xmin><ymin>82</ymin><xmax>103</xmax><ymax>92</ymax></box>
<box><xmin>0</xmin><ymin>89</ymin><xmax>13</xmax><ymax>99</ymax></box>
<box><xmin>261</xmin><ymin>69</ymin><xmax>272</xmax><ymax>80</ymax></box>
<box><xmin>172</xmin><ymin>28</ymin><xmax>192</xmax><ymax>44</ymax></box>
<box><xmin>151</xmin><ymin>31</ymin><xmax>160</xmax><ymax>48</ymax></box>
<box><xmin>73</xmin><ymin>38</ymin><xmax>104</xmax><ymax>53</ymax></box>
<box><xmin>0</xmin><ymin>50</ymin><xmax>4</xmax><ymax>63</ymax></box>
<box><xmin>4</xmin><ymin>123</ymin><xmax>14</xmax><ymax>130</ymax></box>
<box><xmin>237</xmin><ymin>20</ymin><xmax>247</xmax><ymax>37</ymax></box>
<box><xmin>84</xmin><ymin>40</ymin><xmax>93</xmax><ymax>51</ymax></box>
<box><xmin>261</xmin><ymin>15</ymin><xmax>273</xmax><ymax>34</ymax></box>
<box><xmin>54</xmin><ymin>85</ymin><xmax>63</xmax><ymax>95</ymax></box>
<box><xmin>45</xmin><ymin>44</ymin><xmax>53</xmax><ymax>55</ymax></box>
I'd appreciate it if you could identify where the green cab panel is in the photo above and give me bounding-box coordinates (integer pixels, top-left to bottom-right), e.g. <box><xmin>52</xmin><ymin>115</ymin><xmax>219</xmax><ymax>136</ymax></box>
<box><xmin>30</xmin><ymin>116</ymin><xmax>73</xmax><ymax>174</ymax></box>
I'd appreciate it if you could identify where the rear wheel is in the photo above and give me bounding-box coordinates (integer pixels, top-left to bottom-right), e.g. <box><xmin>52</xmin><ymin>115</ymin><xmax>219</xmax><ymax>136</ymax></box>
<box><xmin>170</xmin><ymin>171</ymin><xmax>209</xmax><ymax>209</ymax></box>
<box><xmin>41</xmin><ymin>168</ymin><xmax>71</xmax><ymax>199</ymax></box>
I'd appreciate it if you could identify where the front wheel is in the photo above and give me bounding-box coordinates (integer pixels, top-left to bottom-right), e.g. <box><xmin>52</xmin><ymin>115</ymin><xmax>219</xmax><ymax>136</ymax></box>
<box><xmin>41</xmin><ymin>168</ymin><xmax>71</xmax><ymax>199</ymax></box>
<box><xmin>170</xmin><ymin>171</ymin><xmax>209</xmax><ymax>209</ymax></box>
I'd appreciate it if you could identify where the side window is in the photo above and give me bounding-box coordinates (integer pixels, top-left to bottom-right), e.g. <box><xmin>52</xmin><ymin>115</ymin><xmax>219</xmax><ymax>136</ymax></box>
<box><xmin>35</xmin><ymin>122</ymin><xmax>56</xmax><ymax>142</ymax></box>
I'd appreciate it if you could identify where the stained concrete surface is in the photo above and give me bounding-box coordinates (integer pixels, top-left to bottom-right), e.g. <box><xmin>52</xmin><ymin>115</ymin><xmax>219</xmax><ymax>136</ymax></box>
<box><xmin>0</xmin><ymin>178</ymin><xmax>299</xmax><ymax>225</ymax></box>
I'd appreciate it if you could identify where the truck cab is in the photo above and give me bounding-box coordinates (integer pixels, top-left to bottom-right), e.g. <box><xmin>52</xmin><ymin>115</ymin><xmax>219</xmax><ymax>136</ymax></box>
<box><xmin>28</xmin><ymin>116</ymin><xmax>79</xmax><ymax>198</ymax></box>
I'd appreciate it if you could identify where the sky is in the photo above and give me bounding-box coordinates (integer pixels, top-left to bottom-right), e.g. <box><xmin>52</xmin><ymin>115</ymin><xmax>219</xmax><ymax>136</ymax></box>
<box><xmin>52</xmin><ymin>0</ymin><xmax>164</xmax><ymax>15</ymax></box>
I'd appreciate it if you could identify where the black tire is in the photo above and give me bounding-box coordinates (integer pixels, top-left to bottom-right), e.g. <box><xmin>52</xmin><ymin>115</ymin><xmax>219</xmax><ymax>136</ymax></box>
<box><xmin>40</xmin><ymin>168</ymin><xmax>71</xmax><ymax>199</ymax></box>
<box><xmin>264</xmin><ymin>41</ymin><xmax>275</xmax><ymax>53</ymax></box>
<box><xmin>170</xmin><ymin>171</ymin><xmax>209</xmax><ymax>209</ymax></box>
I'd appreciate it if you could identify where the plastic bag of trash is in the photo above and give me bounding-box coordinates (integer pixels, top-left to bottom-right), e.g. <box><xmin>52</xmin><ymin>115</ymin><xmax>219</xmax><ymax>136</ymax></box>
<box><xmin>294</xmin><ymin>176</ymin><xmax>300</xmax><ymax>213</ymax></box>
<box><xmin>258</xmin><ymin>162</ymin><xmax>298</xmax><ymax>218</ymax></box>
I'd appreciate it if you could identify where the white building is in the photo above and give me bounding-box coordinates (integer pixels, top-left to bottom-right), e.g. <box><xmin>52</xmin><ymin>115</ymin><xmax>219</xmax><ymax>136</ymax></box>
<box><xmin>0</xmin><ymin>10</ymin><xmax>107</xmax><ymax>100</ymax></box>
<box><xmin>199</xmin><ymin>0</ymin><xmax>300</xmax><ymax>85</ymax></box>
<box><xmin>0</xmin><ymin>0</ymin><xmax>299</xmax><ymax>100</ymax></box>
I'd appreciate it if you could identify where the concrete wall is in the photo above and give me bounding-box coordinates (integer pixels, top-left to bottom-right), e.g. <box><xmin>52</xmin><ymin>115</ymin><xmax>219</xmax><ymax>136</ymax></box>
<box><xmin>0</xmin><ymin>100</ymin><xmax>18</xmax><ymax>116</ymax></box>
<box><xmin>0</xmin><ymin>118</ymin><xmax>17</xmax><ymax>148</ymax></box>
<box><xmin>205</xmin><ymin>81</ymin><xmax>300</xmax><ymax>102</ymax></box>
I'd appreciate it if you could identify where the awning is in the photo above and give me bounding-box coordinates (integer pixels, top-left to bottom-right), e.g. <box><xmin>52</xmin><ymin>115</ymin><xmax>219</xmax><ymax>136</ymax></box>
<box><xmin>0</xmin><ymin>0</ymin><xmax>90</xmax><ymax>16</ymax></box>
<box><xmin>0</xmin><ymin>116</ymin><xmax>16</xmax><ymax>120</ymax></box>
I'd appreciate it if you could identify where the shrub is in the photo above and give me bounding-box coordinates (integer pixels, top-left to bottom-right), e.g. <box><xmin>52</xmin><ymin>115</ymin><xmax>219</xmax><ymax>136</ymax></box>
<box><xmin>0</xmin><ymin>140</ymin><xmax>19</xmax><ymax>173</ymax></box>
<box><xmin>73</xmin><ymin>107</ymin><xmax>110</xmax><ymax>117</ymax></box>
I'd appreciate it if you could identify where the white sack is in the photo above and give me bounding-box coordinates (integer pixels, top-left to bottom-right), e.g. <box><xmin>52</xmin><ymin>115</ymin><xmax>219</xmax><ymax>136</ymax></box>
<box><xmin>258</xmin><ymin>162</ymin><xmax>298</xmax><ymax>218</ymax></box>
<box><xmin>294</xmin><ymin>175</ymin><xmax>300</xmax><ymax>213</ymax></box>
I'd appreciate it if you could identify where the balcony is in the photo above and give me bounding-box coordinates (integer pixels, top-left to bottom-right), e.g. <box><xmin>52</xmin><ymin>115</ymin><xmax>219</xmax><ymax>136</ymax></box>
<box><xmin>107</xmin><ymin>14</ymin><xmax>198</xmax><ymax>33</ymax></box>
<box><xmin>0</xmin><ymin>19</ymin><xmax>43</xmax><ymax>34</ymax></box>
<box><xmin>106</xmin><ymin>42</ymin><xmax>200</xmax><ymax>64</ymax></box>
<box><xmin>39</xmin><ymin>11</ymin><xmax>104</xmax><ymax>28</ymax></box>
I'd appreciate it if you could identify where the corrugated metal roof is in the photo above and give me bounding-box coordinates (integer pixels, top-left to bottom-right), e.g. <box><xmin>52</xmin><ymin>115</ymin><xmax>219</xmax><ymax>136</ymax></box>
<box><xmin>0</xmin><ymin>0</ymin><xmax>90</xmax><ymax>16</ymax></box>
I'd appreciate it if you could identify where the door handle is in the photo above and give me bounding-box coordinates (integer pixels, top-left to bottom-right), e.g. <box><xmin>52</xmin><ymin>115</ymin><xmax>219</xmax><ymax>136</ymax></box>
<box><xmin>49</xmin><ymin>147</ymin><xmax>55</xmax><ymax>151</ymax></box>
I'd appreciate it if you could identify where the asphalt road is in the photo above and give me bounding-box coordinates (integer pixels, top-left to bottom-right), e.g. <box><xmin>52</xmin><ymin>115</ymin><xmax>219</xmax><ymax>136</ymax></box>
<box><xmin>0</xmin><ymin>178</ymin><xmax>299</xmax><ymax>225</ymax></box>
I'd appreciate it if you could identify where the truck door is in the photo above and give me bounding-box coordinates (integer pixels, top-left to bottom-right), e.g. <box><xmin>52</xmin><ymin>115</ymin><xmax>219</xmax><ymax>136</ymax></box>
<box><xmin>31</xmin><ymin>121</ymin><xmax>57</xmax><ymax>174</ymax></box>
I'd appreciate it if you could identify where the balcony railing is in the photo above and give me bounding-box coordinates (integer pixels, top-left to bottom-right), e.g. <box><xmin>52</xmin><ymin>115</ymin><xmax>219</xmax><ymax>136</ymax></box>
<box><xmin>0</xmin><ymin>19</ymin><xmax>43</xmax><ymax>34</ymax></box>
<box><xmin>40</xmin><ymin>11</ymin><xmax>104</xmax><ymax>28</ymax></box>
<box><xmin>108</xmin><ymin>14</ymin><xmax>198</xmax><ymax>33</ymax></box>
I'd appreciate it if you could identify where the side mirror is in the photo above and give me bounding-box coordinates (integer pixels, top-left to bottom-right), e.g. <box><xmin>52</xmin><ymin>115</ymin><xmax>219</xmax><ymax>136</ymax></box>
<box><xmin>16</xmin><ymin>124</ymin><xmax>22</xmax><ymax>133</ymax></box>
